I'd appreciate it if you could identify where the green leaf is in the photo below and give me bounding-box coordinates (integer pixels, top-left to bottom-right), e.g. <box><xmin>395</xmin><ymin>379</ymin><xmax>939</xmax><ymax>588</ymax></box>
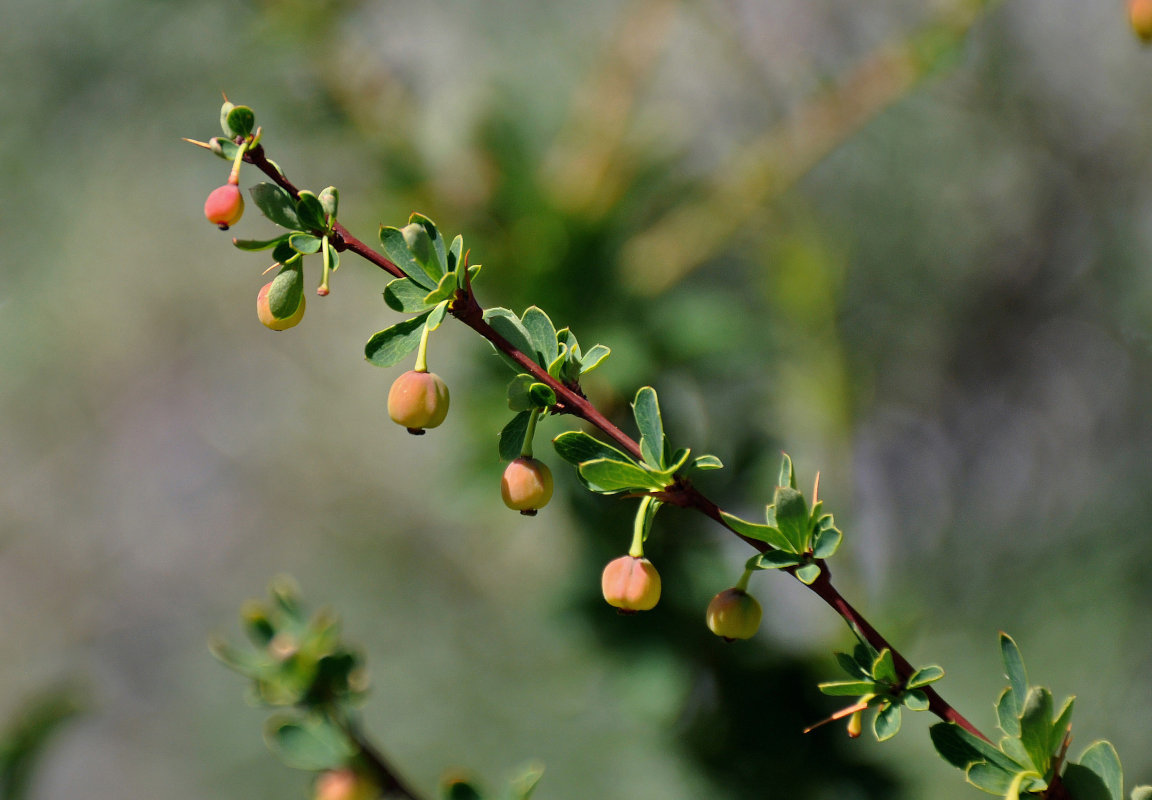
<box><xmin>836</xmin><ymin>651</ymin><xmax>870</xmax><ymax>680</ymax></box>
<box><xmin>1051</xmin><ymin>696</ymin><xmax>1075</xmax><ymax>756</ymax></box>
<box><xmin>521</xmin><ymin>307</ymin><xmax>558</xmax><ymax>371</ymax></box>
<box><xmin>401</xmin><ymin>220</ymin><xmax>444</xmax><ymax>284</ymax></box>
<box><xmin>1001</xmin><ymin>633</ymin><xmax>1028</xmax><ymax>720</ymax></box>
<box><xmin>209</xmin><ymin>136</ymin><xmax>240</xmax><ymax>160</ymax></box>
<box><xmin>818</xmin><ymin>680</ymin><xmax>879</xmax><ymax>697</ymax></box>
<box><xmin>930</xmin><ymin>723</ymin><xmax>1023</xmax><ymax>774</ymax></box>
<box><xmin>442</xmin><ymin>778</ymin><xmax>484</xmax><ymax>800</ymax></box>
<box><xmin>0</xmin><ymin>687</ymin><xmax>84</xmax><ymax>800</ymax></box>
<box><xmin>384</xmin><ymin>277</ymin><xmax>431</xmax><ymax>313</ymax></box>
<box><xmin>364</xmin><ymin>311</ymin><xmax>432</xmax><ymax>367</ymax></box>
<box><xmin>225</xmin><ymin>105</ymin><xmax>255</xmax><ymax>138</ymax></box>
<box><xmin>250</xmin><ymin>183</ymin><xmax>301</xmax><ymax>230</ymax></box>
<box><xmin>719</xmin><ymin>511</ymin><xmax>796</xmax><ymax>552</ymax></box>
<box><xmin>750</xmin><ymin>550</ymin><xmax>804</xmax><ymax>570</ymax></box>
<box><xmin>577</xmin><ymin>458</ymin><xmax>669</xmax><ymax>494</ymax></box>
<box><xmin>580</xmin><ymin>344</ymin><xmax>611</xmax><ymax>375</ymax></box>
<box><xmin>427</xmin><ymin>299</ymin><xmax>449</xmax><ymax>331</ymax></box>
<box><xmin>232</xmin><ymin>233</ymin><xmax>290</xmax><ymax>251</ymax></box>
<box><xmin>263</xmin><ymin>715</ymin><xmax>353</xmax><ymax>771</ymax></box>
<box><xmin>288</xmin><ymin>232</ymin><xmax>322</xmax><ymax>254</ymax></box>
<box><xmin>1077</xmin><ymin>741</ymin><xmax>1124</xmax><ymax>800</ymax></box>
<box><xmin>872</xmin><ymin>649</ymin><xmax>898</xmax><ymax>685</ymax></box>
<box><xmin>1019</xmin><ymin>687</ymin><xmax>1054</xmax><ymax>773</ymax></box>
<box><xmin>794</xmin><ymin>562</ymin><xmax>822</xmax><ymax>584</ymax></box>
<box><xmin>778</xmin><ymin>453</ymin><xmax>796</xmax><ymax>490</ymax></box>
<box><xmin>632</xmin><ymin>387</ymin><xmax>665</xmax><ymax>470</ymax></box>
<box><xmin>907</xmin><ymin>665</ymin><xmax>945</xmax><ymax>689</ymax></box>
<box><xmin>267</xmin><ymin>262</ymin><xmax>304</xmax><ymax>319</ymax></box>
<box><xmin>997</xmin><ymin>688</ymin><xmax>1021</xmax><ymax>738</ymax></box>
<box><xmin>507</xmin><ymin>375</ymin><xmax>536</xmax><ymax>411</ymax></box>
<box><xmin>295</xmin><ymin>191</ymin><xmax>327</xmax><ymax>231</ymax></box>
<box><xmin>811</xmin><ymin>525</ymin><xmax>842</xmax><ymax>559</ymax></box>
<box><xmin>552</xmin><ymin>431</ymin><xmax>633</xmax><ymax>467</ymax></box>
<box><xmin>873</xmin><ymin>702</ymin><xmax>902</xmax><ymax>742</ymax></box>
<box><xmin>484</xmin><ymin>308</ymin><xmax>538</xmax><ymax>371</ymax></box>
<box><xmin>773</xmin><ymin>487</ymin><xmax>811</xmax><ymax>552</ymax></box>
<box><xmin>318</xmin><ymin>186</ymin><xmax>339</xmax><ymax>219</ymax></box>
<box><xmin>380</xmin><ymin>226</ymin><xmax>436</xmax><ymax>290</ymax></box>
<box><xmin>903</xmin><ymin>689</ymin><xmax>930</xmax><ymax>712</ymax></box>
<box><xmin>423</xmin><ymin>271</ymin><xmax>457</xmax><ymax>306</ymax></box>
<box><xmin>508</xmin><ymin>762</ymin><xmax>544</xmax><ymax>800</ymax></box>
<box><xmin>408</xmin><ymin>213</ymin><xmax>448</xmax><ymax>276</ymax></box>
<box><xmin>663</xmin><ymin>447</ymin><xmax>691</xmax><ymax>476</ymax></box>
<box><xmin>1062</xmin><ymin>764</ymin><xmax>1114</xmax><ymax>800</ymax></box>
<box><xmin>499</xmin><ymin>411</ymin><xmax>533</xmax><ymax>461</ymax></box>
<box><xmin>964</xmin><ymin>762</ymin><xmax>1020</xmax><ymax>796</ymax></box>
<box><xmin>447</xmin><ymin>234</ymin><xmax>463</xmax><ymax>273</ymax></box>
<box><xmin>693</xmin><ymin>454</ymin><xmax>724</xmax><ymax>470</ymax></box>
<box><xmin>527</xmin><ymin>382</ymin><xmax>556</xmax><ymax>408</ymax></box>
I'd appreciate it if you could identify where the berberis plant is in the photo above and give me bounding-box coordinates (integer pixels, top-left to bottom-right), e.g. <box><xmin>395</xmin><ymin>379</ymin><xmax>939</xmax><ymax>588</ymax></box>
<box><xmin>191</xmin><ymin>94</ymin><xmax>1150</xmax><ymax>800</ymax></box>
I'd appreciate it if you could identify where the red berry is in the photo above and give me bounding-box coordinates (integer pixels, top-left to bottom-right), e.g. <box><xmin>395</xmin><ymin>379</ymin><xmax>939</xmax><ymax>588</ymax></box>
<box><xmin>256</xmin><ymin>281</ymin><xmax>305</xmax><ymax>330</ymax></box>
<box><xmin>388</xmin><ymin>370</ymin><xmax>450</xmax><ymax>434</ymax></box>
<box><xmin>705</xmin><ymin>587</ymin><xmax>762</xmax><ymax>641</ymax></box>
<box><xmin>501</xmin><ymin>457</ymin><xmax>553</xmax><ymax>515</ymax></box>
<box><xmin>314</xmin><ymin>769</ymin><xmax>376</xmax><ymax>800</ymax></box>
<box><xmin>204</xmin><ymin>183</ymin><xmax>244</xmax><ymax>229</ymax></box>
<box><xmin>601</xmin><ymin>555</ymin><xmax>661</xmax><ymax>612</ymax></box>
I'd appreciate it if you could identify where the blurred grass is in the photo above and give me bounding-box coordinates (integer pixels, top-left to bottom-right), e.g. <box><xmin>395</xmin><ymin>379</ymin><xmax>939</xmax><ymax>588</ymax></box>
<box><xmin>3</xmin><ymin>0</ymin><xmax>1152</xmax><ymax>798</ymax></box>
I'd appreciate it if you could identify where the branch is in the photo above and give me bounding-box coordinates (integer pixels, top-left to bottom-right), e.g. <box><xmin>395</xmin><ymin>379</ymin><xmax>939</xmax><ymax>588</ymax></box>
<box><xmin>239</xmin><ymin>144</ymin><xmax>989</xmax><ymax>743</ymax></box>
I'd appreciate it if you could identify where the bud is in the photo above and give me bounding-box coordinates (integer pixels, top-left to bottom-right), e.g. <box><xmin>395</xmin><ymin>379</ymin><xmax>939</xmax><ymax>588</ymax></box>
<box><xmin>501</xmin><ymin>457</ymin><xmax>553</xmax><ymax>515</ymax></box>
<box><xmin>705</xmin><ymin>587</ymin><xmax>762</xmax><ymax>642</ymax></box>
<box><xmin>601</xmin><ymin>555</ymin><xmax>661</xmax><ymax>612</ymax></box>
<box><xmin>256</xmin><ymin>281</ymin><xmax>305</xmax><ymax>331</ymax></box>
<box><xmin>388</xmin><ymin>370</ymin><xmax>450</xmax><ymax>434</ymax></box>
<box><xmin>204</xmin><ymin>184</ymin><xmax>244</xmax><ymax>229</ymax></box>
<box><xmin>1132</xmin><ymin>0</ymin><xmax>1152</xmax><ymax>42</ymax></box>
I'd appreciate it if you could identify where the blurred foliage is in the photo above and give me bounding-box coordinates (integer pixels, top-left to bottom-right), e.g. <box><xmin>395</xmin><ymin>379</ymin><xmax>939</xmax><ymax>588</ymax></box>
<box><xmin>4</xmin><ymin>0</ymin><xmax>1152</xmax><ymax>798</ymax></box>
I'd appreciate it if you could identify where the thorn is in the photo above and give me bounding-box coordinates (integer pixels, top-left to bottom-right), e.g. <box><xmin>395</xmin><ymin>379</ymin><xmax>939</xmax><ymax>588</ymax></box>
<box><xmin>813</xmin><ymin>471</ymin><xmax>821</xmax><ymax>506</ymax></box>
<box><xmin>182</xmin><ymin>137</ymin><xmax>213</xmax><ymax>150</ymax></box>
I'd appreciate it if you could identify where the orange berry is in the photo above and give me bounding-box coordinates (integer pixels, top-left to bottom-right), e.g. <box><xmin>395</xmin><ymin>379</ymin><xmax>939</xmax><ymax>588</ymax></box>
<box><xmin>601</xmin><ymin>555</ymin><xmax>661</xmax><ymax>612</ymax></box>
<box><xmin>1132</xmin><ymin>0</ymin><xmax>1152</xmax><ymax>41</ymax></box>
<box><xmin>314</xmin><ymin>769</ymin><xmax>376</xmax><ymax>800</ymax></box>
<box><xmin>256</xmin><ymin>281</ymin><xmax>305</xmax><ymax>330</ymax></box>
<box><xmin>501</xmin><ymin>457</ymin><xmax>553</xmax><ymax>515</ymax></box>
<box><xmin>705</xmin><ymin>587</ymin><xmax>762</xmax><ymax>641</ymax></box>
<box><xmin>388</xmin><ymin>370</ymin><xmax>449</xmax><ymax>434</ymax></box>
<box><xmin>204</xmin><ymin>183</ymin><xmax>244</xmax><ymax>229</ymax></box>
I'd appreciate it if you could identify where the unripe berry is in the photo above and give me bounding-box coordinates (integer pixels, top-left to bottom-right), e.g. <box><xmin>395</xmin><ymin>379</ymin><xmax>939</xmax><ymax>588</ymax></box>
<box><xmin>314</xmin><ymin>769</ymin><xmax>376</xmax><ymax>800</ymax></box>
<box><xmin>256</xmin><ymin>281</ymin><xmax>305</xmax><ymax>330</ymax></box>
<box><xmin>388</xmin><ymin>370</ymin><xmax>449</xmax><ymax>434</ymax></box>
<box><xmin>1132</xmin><ymin>0</ymin><xmax>1152</xmax><ymax>41</ymax></box>
<box><xmin>501</xmin><ymin>457</ymin><xmax>553</xmax><ymax>515</ymax></box>
<box><xmin>204</xmin><ymin>183</ymin><xmax>244</xmax><ymax>229</ymax></box>
<box><xmin>705</xmin><ymin>587</ymin><xmax>762</xmax><ymax>642</ymax></box>
<box><xmin>601</xmin><ymin>555</ymin><xmax>661</xmax><ymax>612</ymax></box>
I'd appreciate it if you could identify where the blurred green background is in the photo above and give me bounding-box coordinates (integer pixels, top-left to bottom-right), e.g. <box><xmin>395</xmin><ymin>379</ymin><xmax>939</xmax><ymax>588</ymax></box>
<box><xmin>3</xmin><ymin>0</ymin><xmax>1152</xmax><ymax>797</ymax></box>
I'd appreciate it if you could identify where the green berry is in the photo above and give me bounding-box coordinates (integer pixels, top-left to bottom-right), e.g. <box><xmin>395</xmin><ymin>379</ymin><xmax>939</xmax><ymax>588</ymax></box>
<box><xmin>705</xmin><ymin>587</ymin><xmax>762</xmax><ymax>641</ymax></box>
<box><xmin>501</xmin><ymin>457</ymin><xmax>553</xmax><ymax>515</ymax></box>
<box><xmin>204</xmin><ymin>183</ymin><xmax>244</xmax><ymax>229</ymax></box>
<box><xmin>388</xmin><ymin>370</ymin><xmax>449</xmax><ymax>434</ymax></box>
<box><xmin>601</xmin><ymin>555</ymin><xmax>661</xmax><ymax>613</ymax></box>
<box><xmin>256</xmin><ymin>281</ymin><xmax>305</xmax><ymax>330</ymax></box>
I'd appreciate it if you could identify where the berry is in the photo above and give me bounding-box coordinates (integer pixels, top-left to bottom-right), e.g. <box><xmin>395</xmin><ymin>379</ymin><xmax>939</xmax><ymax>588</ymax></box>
<box><xmin>388</xmin><ymin>370</ymin><xmax>449</xmax><ymax>434</ymax></box>
<box><xmin>256</xmin><ymin>281</ymin><xmax>305</xmax><ymax>330</ymax></box>
<box><xmin>601</xmin><ymin>555</ymin><xmax>661</xmax><ymax>612</ymax></box>
<box><xmin>501</xmin><ymin>457</ymin><xmax>553</xmax><ymax>515</ymax></box>
<box><xmin>705</xmin><ymin>587</ymin><xmax>762</xmax><ymax>641</ymax></box>
<box><xmin>204</xmin><ymin>183</ymin><xmax>244</xmax><ymax>229</ymax></box>
<box><xmin>1133</xmin><ymin>0</ymin><xmax>1152</xmax><ymax>41</ymax></box>
<box><xmin>314</xmin><ymin>769</ymin><xmax>376</xmax><ymax>800</ymax></box>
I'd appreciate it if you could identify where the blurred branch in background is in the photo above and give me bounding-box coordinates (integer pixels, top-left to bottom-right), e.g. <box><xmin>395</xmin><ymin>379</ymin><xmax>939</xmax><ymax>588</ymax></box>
<box><xmin>0</xmin><ymin>686</ymin><xmax>84</xmax><ymax>800</ymax></box>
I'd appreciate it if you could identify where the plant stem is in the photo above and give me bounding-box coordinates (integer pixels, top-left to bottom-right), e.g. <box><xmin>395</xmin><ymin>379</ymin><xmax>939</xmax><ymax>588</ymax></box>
<box><xmin>330</xmin><ymin>710</ymin><xmax>423</xmax><ymax>799</ymax></box>
<box><xmin>240</xmin><ymin>144</ymin><xmax>989</xmax><ymax>743</ymax></box>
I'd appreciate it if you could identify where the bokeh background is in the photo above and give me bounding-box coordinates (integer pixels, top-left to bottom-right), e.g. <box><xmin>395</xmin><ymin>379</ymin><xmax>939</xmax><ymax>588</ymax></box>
<box><xmin>3</xmin><ymin>0</ymin><xmax>1152</xmax><ymax>797</ymax></box>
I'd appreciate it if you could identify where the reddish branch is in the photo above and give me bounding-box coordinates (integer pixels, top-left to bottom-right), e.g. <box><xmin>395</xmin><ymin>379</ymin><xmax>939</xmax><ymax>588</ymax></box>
<box><xmin>241</xmin><ymin>144</ymin><xmax>989</xmax><ymax>743</ymax></box>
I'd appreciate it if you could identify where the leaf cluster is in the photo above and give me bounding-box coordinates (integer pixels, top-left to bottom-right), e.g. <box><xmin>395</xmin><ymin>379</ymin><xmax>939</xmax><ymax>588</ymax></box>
<box><xmin>721</xmin><ymin>454</ymin><xmax>842</xmax><ymax>584</ymax></box>
<box><xmin>930</xmin><ymin>634</ymin><xmax>1152</xmax><ymax>800</ymax></box>
<box><xmin>819</xmin><ymin>642</ymin><xmax>944</xmax><ymax>741</ymax></box>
